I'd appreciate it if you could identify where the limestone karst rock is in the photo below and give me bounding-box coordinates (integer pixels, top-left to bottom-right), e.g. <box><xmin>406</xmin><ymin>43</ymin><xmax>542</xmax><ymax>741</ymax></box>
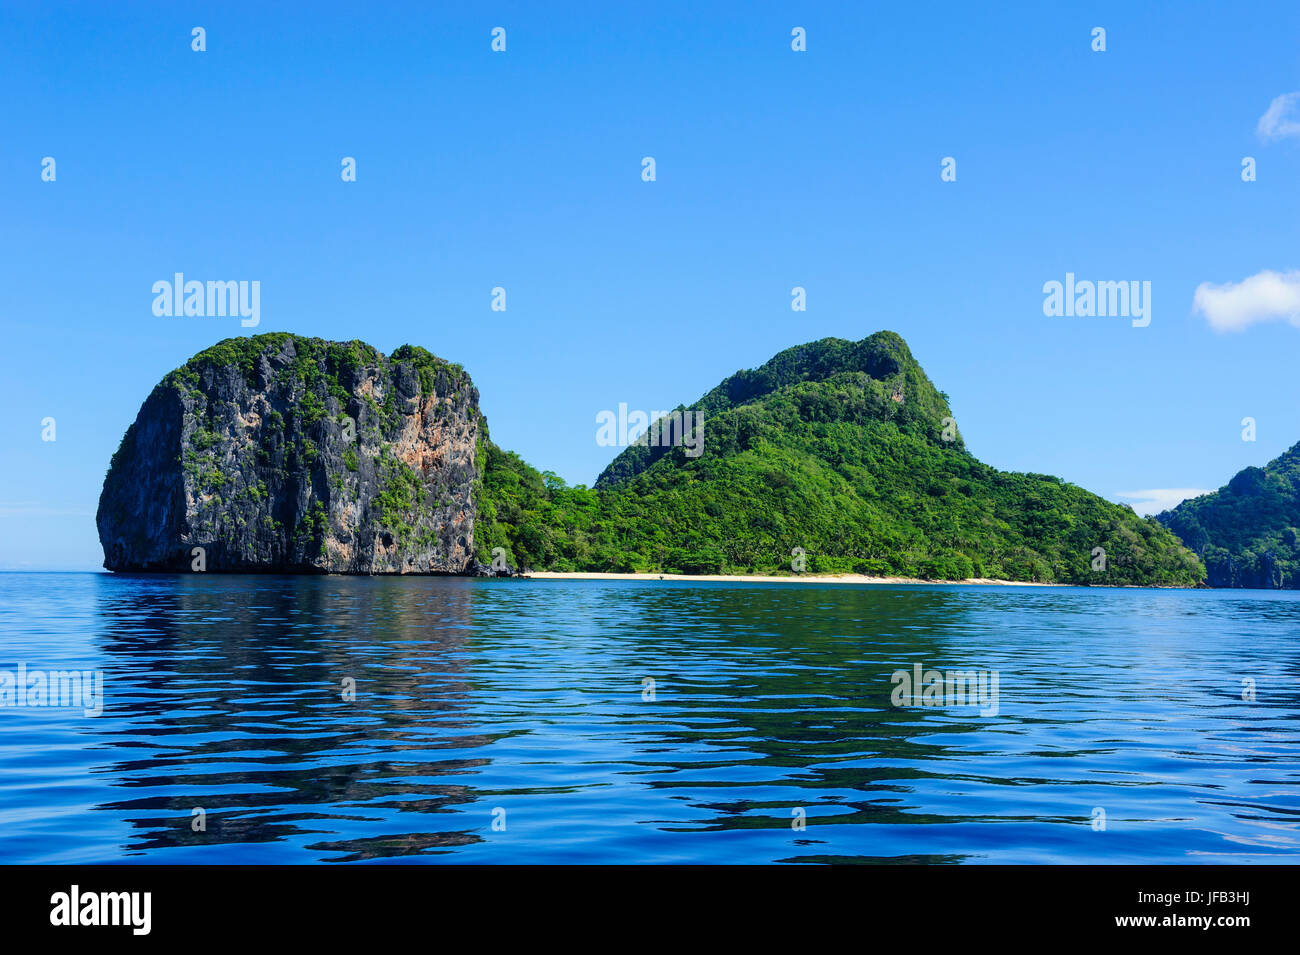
<box><xmin>97</xmin><ymin>334</ymin><xmax>481</xmax><ymax>574</ymax></box>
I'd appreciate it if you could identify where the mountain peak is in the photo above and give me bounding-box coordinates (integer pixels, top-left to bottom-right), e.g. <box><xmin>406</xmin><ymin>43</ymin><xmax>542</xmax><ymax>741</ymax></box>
<box><xmin>595</xmin><ymin>330</ymin><xmax>959</xmax><ymax>489</ymax></box>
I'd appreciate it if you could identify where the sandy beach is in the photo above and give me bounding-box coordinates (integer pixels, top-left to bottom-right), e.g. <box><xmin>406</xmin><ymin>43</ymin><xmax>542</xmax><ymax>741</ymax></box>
<box><xmin>523</xmin><ymin>571</ymin><xmax>1057</xmax><ymax>586</ymax></box>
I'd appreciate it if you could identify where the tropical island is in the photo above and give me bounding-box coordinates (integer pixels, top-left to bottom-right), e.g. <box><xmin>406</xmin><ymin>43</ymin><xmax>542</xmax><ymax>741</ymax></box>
<box><xmin>95</xmin><ymin>330</ymin><xmax>1223</xmax><ymax>586</ymax></box>
<box><xmin>1158</xmin><ymin>441</ymin><xmax>1300</xmax><ymax>589</ymax></box>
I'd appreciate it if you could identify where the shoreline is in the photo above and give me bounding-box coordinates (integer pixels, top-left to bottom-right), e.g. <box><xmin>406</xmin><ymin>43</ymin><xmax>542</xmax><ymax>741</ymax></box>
<box><xmin>523</xmin><ymin>571</ymin><xmax>1061</xmax><ymax>586</ymax></box>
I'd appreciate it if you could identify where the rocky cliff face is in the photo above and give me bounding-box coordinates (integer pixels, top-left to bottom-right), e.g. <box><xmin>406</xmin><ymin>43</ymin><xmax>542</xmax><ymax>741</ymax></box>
<box><xmin>98</xmin><ymin>333</ymin><xmax>482</xmax><ymax>574</ymax></box>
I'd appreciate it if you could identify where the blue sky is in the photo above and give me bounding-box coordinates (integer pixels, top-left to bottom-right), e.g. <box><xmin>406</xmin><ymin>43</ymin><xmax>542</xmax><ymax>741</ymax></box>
<box><xmin>3</xmin><ymin>1</ymin><xmax>1299</xmax><ymax>570</ymax></box>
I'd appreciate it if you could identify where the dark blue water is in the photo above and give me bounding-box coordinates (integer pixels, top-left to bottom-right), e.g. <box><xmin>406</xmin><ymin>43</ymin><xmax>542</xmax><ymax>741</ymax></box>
<box><xmin>1</xmin><ymin>573</ymin><xmax>1298</xmax><ymax>864</ymax></box>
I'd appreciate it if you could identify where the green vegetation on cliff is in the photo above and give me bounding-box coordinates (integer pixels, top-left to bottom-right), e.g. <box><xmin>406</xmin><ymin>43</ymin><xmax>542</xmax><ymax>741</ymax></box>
<box><xmin>1159</xmin><ymin>442</ymin><xmax>1300</xmax><ymax>588</ymax></box>
<box><xmin>102</xmin><ymin>329</ymin><xmax>1205</xmax><ymax>584</ymax></box>
<box><xmin>100</xmin><ymin>332</ymin><xmax>481</xmax><ymax>574</ymax></box>
<box><xmin>476</xmin><ymin>332</ymin><xmax>1204</xmax><ymax>585</ymax></box>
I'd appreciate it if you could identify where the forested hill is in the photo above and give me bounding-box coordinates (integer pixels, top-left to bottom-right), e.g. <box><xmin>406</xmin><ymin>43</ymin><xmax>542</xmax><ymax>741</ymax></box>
<box><xmin>476</xmin><ymin>331</ymin><xmax>1204</xmax><ymax>585</ymax></box>
<box><xmin>1159</xmin><ymin>441</ymin><xmax>1300</xmax><ymax>588</ymax></box>
<box><xmin>595</xmin><ymin>331</ymin><xmax>961</xmax><ymax>488</ymax></box>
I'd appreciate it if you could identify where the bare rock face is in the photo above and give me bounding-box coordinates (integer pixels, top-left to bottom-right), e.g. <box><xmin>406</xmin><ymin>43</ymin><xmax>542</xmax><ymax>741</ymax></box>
<box><xmin>97</xmin><ymin>334</ymin><xmax>482</xmax><ymax>574</ymax></box>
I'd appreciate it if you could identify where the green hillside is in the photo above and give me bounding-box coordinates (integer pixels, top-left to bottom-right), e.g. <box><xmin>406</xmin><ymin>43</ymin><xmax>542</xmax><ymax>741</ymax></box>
<box><xmin>476</xmin><ymin>332</ymin><xmax>1204</xmax><ymax>585</ymax></box>
<box><xmin>1159</xmin><ymin>442</ymin><xmax>1300</xmax><ymax>588</ymax></box>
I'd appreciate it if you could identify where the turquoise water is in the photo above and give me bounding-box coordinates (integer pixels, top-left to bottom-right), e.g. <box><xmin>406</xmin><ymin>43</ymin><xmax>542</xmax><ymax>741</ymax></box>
<box><xmin>1</xmin><ymin>573</ymin><xmax>1298</xmax><ymax>864</ymax></box>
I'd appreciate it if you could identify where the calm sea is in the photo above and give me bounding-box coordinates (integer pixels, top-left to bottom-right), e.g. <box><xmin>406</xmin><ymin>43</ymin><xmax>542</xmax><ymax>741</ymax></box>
<box><xmin>1</xmin><ymin>573</ymin><xmax>1297</xmax><ymax>864</ymax></box>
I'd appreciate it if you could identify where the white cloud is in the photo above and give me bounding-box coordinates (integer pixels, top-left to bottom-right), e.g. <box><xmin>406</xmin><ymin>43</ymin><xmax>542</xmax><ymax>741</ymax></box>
<box><xmin>1192</xmin><ymin>269</ymin><xmax>1300</xmax><ymax>332</ymax></box>
<box><xmin>1257</xmin><ymin>91</ymin><xmax>1300</xmax><ymax>140</ymax></box>
<box><xmin>1114</xmin><ymin>489</ymin><xmax>1213</xmax><ymax>517</ymax></box>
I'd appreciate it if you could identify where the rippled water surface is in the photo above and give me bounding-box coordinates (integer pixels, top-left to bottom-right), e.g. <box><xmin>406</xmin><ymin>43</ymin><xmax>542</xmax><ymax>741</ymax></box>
<box><xmin>1</xmin><ymin>573</ymin><xmax>1298</xmax><ymax>863</ymax></box>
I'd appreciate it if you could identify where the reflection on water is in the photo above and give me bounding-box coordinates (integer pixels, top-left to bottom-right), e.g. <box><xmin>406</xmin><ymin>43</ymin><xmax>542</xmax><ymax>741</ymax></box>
<box><xmin>1</xmin><ymin>573</ymin><xmax>1298</xmax><ymax>863</ymax></box>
